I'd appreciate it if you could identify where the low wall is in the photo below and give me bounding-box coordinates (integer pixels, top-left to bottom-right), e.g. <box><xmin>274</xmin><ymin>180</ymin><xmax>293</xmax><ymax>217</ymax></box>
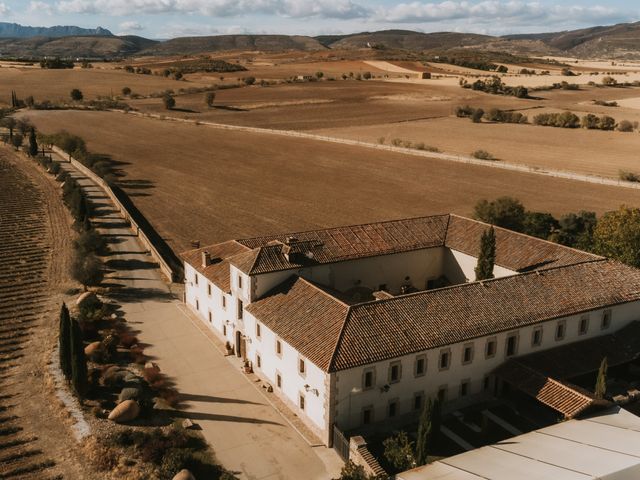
<box><xmin>349</xmin><ymin>436</ymin><xmax>387</xmax><ymax>478</ymax></box>
<box><xmin>51</xmin><ymin>145</ymin><xmax>179</xmax><ymax>282</ymax></box>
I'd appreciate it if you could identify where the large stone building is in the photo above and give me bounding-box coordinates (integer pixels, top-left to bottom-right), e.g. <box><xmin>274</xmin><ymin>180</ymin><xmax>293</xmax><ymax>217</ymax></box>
<box><xmin>181</xmin><ymin>214</ymin><xmax>640</xmax><ymax>446</ymax></box>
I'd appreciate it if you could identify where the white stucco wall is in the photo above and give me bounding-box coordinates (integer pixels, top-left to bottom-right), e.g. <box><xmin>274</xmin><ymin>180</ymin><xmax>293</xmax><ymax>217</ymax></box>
<box><xmin>333</xmin><ymin>300</ymin><xmax>640</xmax><ymax>430</ymax></box>
<box><xmin>444</xmin><ymin>249</ymin><xmax>516</xmax><ymax>284</ymax></box>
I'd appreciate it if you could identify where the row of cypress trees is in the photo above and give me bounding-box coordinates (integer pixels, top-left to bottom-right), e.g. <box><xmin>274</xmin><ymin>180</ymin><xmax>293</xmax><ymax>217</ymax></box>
<box><xmin>59</xmin><ymin>303</ymin><xmax>88</xmax><ymax>398</ymax></box>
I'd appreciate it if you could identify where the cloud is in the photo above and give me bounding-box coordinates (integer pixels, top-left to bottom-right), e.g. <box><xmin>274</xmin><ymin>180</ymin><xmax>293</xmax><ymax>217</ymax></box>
<box><xmin>27</xmin><ymin>1</ymin><xmax>54</xmax><ymax>15</ymax></box>
<box><xmin>119</xmin><ymin>20</ymin><xmax>144</xmax><ymax>31</ymax></box>
<box><xmin>375</xmin><ymin>1</ymin><xmax>625</xmax><ymax>26</ymax></box>
<box><xmin>55</xmin><ymin>0</ymin><xmax>369</xmax><ymax>19</ymax></box>
<box><xmin>0</xmin><ymin>2</ymin><xmax>10</xmax><ymax>15</ymax></box>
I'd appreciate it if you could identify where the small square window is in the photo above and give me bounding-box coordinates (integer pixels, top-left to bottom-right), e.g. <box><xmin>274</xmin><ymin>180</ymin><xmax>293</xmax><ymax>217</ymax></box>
<box><xmin>256</xmin><ymin>354</ymin><xmax>261</xmax><ymax>368</ymax></box>
<box><xmin>486</xmin><ymin>338</ymin><xmax>497</xmax><ymax>358</ymax></box>
<box><xmin>256</xmin><ymin>323</ymin><xmax>261</xmax><ymax>339</ymax></box>
<box><xmin>437</xmin><ymin>385</ymin><xmax>447</xmax><ymax>403</ymax></box>
<box><xmin>388</xmin><ymin>400</ymin><xmax>398</xmax><ymax>418</ymax></box>
<box><xmin>462</xmin><ymin>344</ymin><xmax>474</xmax><ymax>365</ymax></box>
<box><xmin>602</xmin><ymin>310</ymin><xmax>612</xmax><ymax>330</ymax></box>
<box><xmin>276</xmin><ymin>373</ymin><xmax>282</xmax><ymax>389</ymax></box>
<box><xmin>389</xmin><ymin>361</ymin><xmax>402</xmax><ymax>383</ymax></box>
<box><xmin>207</xmin><ymin>283</ymin><xmax>212</xmax><ymax>296</ymax></box>
<box><xmin>556</xmin><ymin>321</ymin><xmax>566</xmax><ymax>341</ymax></box>
<box><xmin>483</xmin><ymin>376</ymin><xmax>491</xmax><ymax>391</ymax></box>
<box><xmin>222</xmin><ymin>295</ymin><xmax>226</xmax><ymax>308</ymax></box>
<box><xmin>579</xmin><ymin>316</ymin><xmax>589</xmax><ymax>335</ymax></box>
<box><xmin>299</xmin><ymin>358</ymin><xmax>306</xmax><ymax>375</ymax></box>
<box><xmin>195</xmin><ymin>299</ymin><xmax>200</xmax><ymax>311</ymax></box>
<box><xmin>195</xmin><ymin>274</ymin><xmax>199</xmax><ymax>285</ymax></box>
<box><xmin>238</xmin><ymin>275</ymin><xmax>243</xmax><ymax>289</ymax></box>
<box><xmin>299</xmin><ymin>394</ymin><xmax>305</xmax><ymax>411</ymax></box>
<box><xmin>439</xmin><ymin>349</ymin><xmax>451</xmax><ymax>370</ymax></box>
<box><xmin>532</xmin><ymin>327</ymin><xmax>543</xmax><ymax>347</ymax></box>
<box><xmin>223</xmin><ymin>325</ymin><xmax>227</xmax><ymax>336</ymax></box>
<box><xmin>414</xmin><ymin>392</ymin><xmax>424</xmax><ymax>411</ymax></box>
<box><xmin>460</xmin><ymin>380</ymin><xmax>470</xmax><ymax>397</ymax></box>
<box><xmin>276</xmin><ymin>339</ymin><xmax>282</xmax><ymax>356</ymax></box>
<box><xmin>506</xmin><ymin>334</ymin><xmax>518</xmax><ymax>357</ymax></box>
<box><xmin>363</xmin><ymin>369</ymin><xmax>375</xmax><ymax>390</ymax></box>
<box><xmin>362</xmin><ymin>406</ymin><xmax>373</xmax><ymax>425</ymax></box>
<box><xmin>414</xmin><ymin>355</ymin><xmax>426</xmax><ymax>377</ymax></box>
<box><xmin>208</xmin><ymin>311</ymin><xmax>212</xmax><ymax>323</ymax></box>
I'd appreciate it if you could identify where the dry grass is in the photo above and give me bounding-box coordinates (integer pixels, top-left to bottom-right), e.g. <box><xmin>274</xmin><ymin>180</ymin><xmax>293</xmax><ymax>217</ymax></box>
<box><xmin>24</xmin><ymin>110</ymin><xmax>640</xmax><ymax>254</ymax></box>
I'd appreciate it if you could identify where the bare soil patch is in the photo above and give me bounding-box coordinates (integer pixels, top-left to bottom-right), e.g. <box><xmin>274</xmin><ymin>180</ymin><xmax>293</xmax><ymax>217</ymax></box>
<box><xmin>23</xmin><ymin>110</ymin><xmax>640</xmax><ymax>253</ymax></box>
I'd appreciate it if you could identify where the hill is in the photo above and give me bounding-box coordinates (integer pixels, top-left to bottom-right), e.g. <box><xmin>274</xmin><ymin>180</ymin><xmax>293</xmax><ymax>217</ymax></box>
<box><xmin>139</xmin><ymin>35</ymin><xmax>326</xmax><ymax>55</ymax></box>
<box><xmin>0</xmin><ymin>22</ymin><xmax>111</xmax><ymax>38</ymax></box>
<box><xmin>324</xmin><ymin>30</ymin><xmax>494</xmax><ymax>51</ymax></box>
<box><xmin>0</xmin><ymin>35</ymin><xmax>157</xmax><ymax>59</ymax></box>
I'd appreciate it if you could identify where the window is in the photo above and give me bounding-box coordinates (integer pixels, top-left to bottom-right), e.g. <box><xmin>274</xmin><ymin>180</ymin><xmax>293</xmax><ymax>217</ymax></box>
<box><xmin>276</xmin><ymin>339</ymin><xmax>282</xmax><ymax>356</ymax></box>
<box><xmin>532</xmin><ymin>327</ymin><xmax>543</xmax><ymax>347</ymax></box>
<box><xmin>579</xmin><ymin>315</ymin><xmax>589</xmax><ymax>335</ymax></box>
<box><xmin>256</xmin><ymin>354</ymin><xmax>261</xmax><ymax>368</ymax></box>
<box><xmin>388</xmin><ymin>399</ymin><xmax>398</xmax><ymax>418</ymax></box>
<box><xmin>363</xmin><ymin>368</ymin><xmax>375</xmax><ymax>390</ymax></box>
<box><xmin>483</xmin><ymin>376</ymin><xmax>491</xmax><ymax>391</ymax></box>
<box><xmin>208</xmin><ymin>311</ymin><xmax>212</xmax><ymax>323</ymax></box>
<box><xmin>195</xmin><ymin>299</ymin><xmax>200</xmax><ymax>311</ymax></box>
<box><xmin>362</xmin><ymin>406</ymin><xmax>373</xmax><ymax>425</ymax></box>
<box><xmin>194</xmin><ymin>273</ymin><xmax>199</xmax><ymax>285</ymax></box>
<box><xmin>602</xmin><ymin>310</ymin><xmax>612</xmax><ymax>330</ymax></box>
<box><xmin>207</xmin><ymin>283</ymin><xmax>212</xmax><ymax>296</ymax></box>
<box><xmin>222</xmin><ymin>295</ymin><xmax>226</xmax><ymax>309</ymax></box>
<box><xmin>299</xmin><ymin>358</ymin><xmax>306</xmax><ymax>375</ymax></box>
<box><xmin>460</xmin><ymin>380</ymin><xmax>470</xmax><ymax>397</ymax></box>
<box><xmin>414</xmin><ymin>355</ymin><xmax>426</xmax><ymax>377</ymax></box>
<box><xmin>223</xmin><ymin>325</ymin><xmax>227</xmax><ymax>336</ymax></box>
<box><xmin>299</xmin><ymin>394</ymin><xmax>305</xmax><ymax>411</ymax></box>
<box><xmin>413</xmin><ymin>392</ymin><xmax>424</xmax><ymax>411</ymax></box>
<box><xmin>485</xmin><ymin>338</ymin><xmax>497</xmax><ymax>358</ymax></box>
<box><xmin>238</xmin><ymin>275</ymin><xmax>243</xmax><ymax>289</ymax></box>
<box><xmin>462</xmin><ymin>344</ymin><xmax>474</xmax><ymax>365</ymax></box>
<box><xmin>555</xmin><ymin>321</ymin><xmax>566</xmax><ymax>341</ymax></box>
<box><xmin>276</xmin><ymin>373</ymin><xmax>282</xmax><ymax>389</ymax></box>
<box><xmin>389</xmin><ymin>361</ymin><xmax>402</xmax><ymax>383</ymax></box>
<box><xmin>506</xmin><ymin>334</ymin><xmax>518</xmax><ymax>357</ymax></box>
<box><xmin>437</xmin><ymin>385</ymin><xmax>447</xmax><ymax>403</ymax></box>
<box><xmin>439</xmin><ymin>349</ymin><xmax>451</xmax><ymax>370</ymax></box>
<box><xmin>237</xmin><ymin>299</ymin><xmax>243</xmax><ymax>320</ymax></box>
<box><xmin>256</xmin><ymin>322</ymin><xmax>261</xmax><ymax>339</ymax></box>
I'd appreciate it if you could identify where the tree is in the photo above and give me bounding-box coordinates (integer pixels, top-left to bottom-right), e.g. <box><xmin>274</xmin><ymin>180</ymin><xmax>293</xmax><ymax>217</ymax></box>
<box><xmin>11</xmin><ymin>133</ymin><xmax>23</xmax><ymax>151</ymax></box>
<box><xmin>593</xmin><ymin>206</ymin><xmax>640</xmax><ymax>267</ymax></box>
<box><xmin>59</xmin><ymin>303</ymin><xmax>72</xmax><ymax>380</ymax></box>
<box><xmin>4</xmin><ymin>117</ymin><xmax>16</xmax><ymax>142</ymax></box>
<box><xmin>523</xmin><ymin>211</ymin><xmax>559</xmax><ymax>239</ymax></box>
<box><xmin>415</xmin><ymin>397</ymin><xmax>442</xmax><ymax>466</ymax></box>
<box><xmin>473</xmin><ymin>197</ymin><xmax>526</xmax><ymax>232</ymax></box>
<box><xmin>70</xmin><ymin>89</ymin><xmax>83</xmax><ymax>101</ymax></box>
<box><xmin>244</xmin><ymin>76</ymin><xmax>256</xmax><ymax>85</ymax></box>
<box><xmin>471</xmin><ymin>108</ymin><xmax>484</xmax><ymax>123</ymax></box>
<box><xmin>333</xmin><ymin>461</ymin><xmax>370</xmax><ymax>480</ymax></box>
<box><xmin>594</xmin><ymin>357</ymin><xmax>608</xmax><ymax>400</ymax></box>
<box><xmin>122</xmin><ymin>87</ymin><xmax>131</xmax><ymax>96</ymax></box>
<box><xmin>316</xmin><ymin>71</ymin><xmax>324</xmax><ymax>79</ymax></box>
<box><xmin>28</xmin><ymin>127</ymin><xmax>38</xmax><ymax>157</ymax></box>
<box><xmin>362</xmin><ymin>71</ymin><xmax>372</xmax><ymax>80</ymax></box>
<box><xmin>553</xmin><ymin>211</ymin><xmax>597</xmax><ymax>249</ymax></box>
<box><xmin>383</xmin><ymin>431</ymin><xmax>415</xmax><ymax>471</ymax></box>
<box><xmin>205</xmin><ymin>91</ymin><xmax>216</xmax><ymax>107</ymax></box>
<box><xmin>162</xmin><ymin>93</ymin><xmax>175</xmax><ymax>110</ymax></box>
<box><xmin>70</xmin><ymin>317</ymin><xmax>88</xmax><ymax>398</ymax></box>
<box><xmin>71</xmin><ymin>252</ymin><xmax>104</xmax><ymax>290</ymax></box>
<box><xmin>475</xmin><ymin>227</ymin><xmax>496</xmax><ymax>280</ymax></box>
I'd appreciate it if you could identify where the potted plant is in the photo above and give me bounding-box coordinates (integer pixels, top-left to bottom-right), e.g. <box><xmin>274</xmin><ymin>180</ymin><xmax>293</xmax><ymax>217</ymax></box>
<box><xmin>242</xmin><ymin>359</ymin><xmax>253</xmax><ymax>374</ymax></box>
<box><xmin>224</xmin><ymin>341</ymin><xmax>234</xmax><ymax>356</ymax></box>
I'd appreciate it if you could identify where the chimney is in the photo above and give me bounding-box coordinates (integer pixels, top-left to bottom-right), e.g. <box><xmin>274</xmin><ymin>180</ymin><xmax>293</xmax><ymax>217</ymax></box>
<box><xmin>201</xmin><ymin>251</ymin><xmax>211</xmax><ymax>268</ymax></box>
<box><xmin>285</xmin><ymin>236</ymin><xmax>298</xmax><ymax>245</ymax></box>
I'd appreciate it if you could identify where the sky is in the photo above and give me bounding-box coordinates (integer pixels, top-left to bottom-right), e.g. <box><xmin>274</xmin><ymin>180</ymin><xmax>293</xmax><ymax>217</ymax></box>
<box><xmin>0</xmin><ymin>0</ymin><xmax>638</xmax><ymax>39</ymax></box>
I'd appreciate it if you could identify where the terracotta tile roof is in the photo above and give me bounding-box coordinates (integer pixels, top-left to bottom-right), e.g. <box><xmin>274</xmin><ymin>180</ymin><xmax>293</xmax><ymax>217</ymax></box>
<box><xmin>493</xmin><ymin>361</ymin><xmax>600</xmax><ymax>418</ymax></box>
<box><xmin>180</xmin><ymin>240</ymin><xmax>250</xmax><ymax>293</ymax></box>
<box><xmin>445</xmin><ymin>215</ymin><xmax>602</xmax><ymax>272</ymax></box>
<box><xmin>245</xmin><ymin>276</ymin><xmax>350</xmax><ymax>371</ymax></box>
<box><xmin>234</xmin><ymin>215</ymin><xmax>451</xmax><ymax>274</ymax></box>
<box><xmin>244</xmin><ymin>260</ymin><xmax>640</xmax><ymax>372</ymax></box>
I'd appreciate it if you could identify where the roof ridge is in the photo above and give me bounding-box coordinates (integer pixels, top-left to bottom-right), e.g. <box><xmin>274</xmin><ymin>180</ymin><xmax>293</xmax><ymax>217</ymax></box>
<box><xmin>236</xmin><ymin>213</ymin><xmax>451</xmax><ymax>244</ymax></box>
<box><xmin>448</xmin><ymin>213</ymin><xmax>604</xmax><ymax>261</ymax></box>
<box><xmin>328</xmin><ymin>306</ymin><xmax>354</xmax><ymax>373</ymax></box>
<box><xmin>180</xmin><ymin>239</ymin><xmax>250</xmax><ymax>258</ymax></box>
<box><xmin>349</xmin><ymin>258</ymin><xmax>611</xmax><ymax>310</ymax></box>
<box><xmin>297</xmin><ymin>277</ymin><xmax>352</xmax><ymax>308</ymax></box>
<box><xmin>248</xmin><ymin>246</ymin><xmax>265</xmax><ymax>275</ymax></box>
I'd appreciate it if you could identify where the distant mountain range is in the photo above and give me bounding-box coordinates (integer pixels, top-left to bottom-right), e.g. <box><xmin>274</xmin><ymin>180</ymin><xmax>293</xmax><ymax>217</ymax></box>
<box><xmin>1</xmin><ymin>21</ymin><xmax>640</xmax><ymax>59</ymax></box>
<box><xmin>0</xmin><ymin>22</ymin><xmax>112</xmax><ymax>38</ymax></box>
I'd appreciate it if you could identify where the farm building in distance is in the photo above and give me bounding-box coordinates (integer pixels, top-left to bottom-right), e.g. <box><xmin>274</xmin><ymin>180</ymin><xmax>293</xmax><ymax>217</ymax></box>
<box><xmin>181</xmin><ymin>214</ymin><xmax>640</xmax><ymax>446</ymax></box>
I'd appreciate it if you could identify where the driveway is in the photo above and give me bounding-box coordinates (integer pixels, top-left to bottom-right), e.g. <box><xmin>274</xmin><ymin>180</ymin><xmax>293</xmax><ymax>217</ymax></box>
<box><xmin>57</xmin><ymin>155</ymin><xmax>342</xmax><ymax>480</ymax></box>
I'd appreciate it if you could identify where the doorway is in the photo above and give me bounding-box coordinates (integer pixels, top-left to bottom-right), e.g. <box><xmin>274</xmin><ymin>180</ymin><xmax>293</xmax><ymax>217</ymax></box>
<box><xmin>235</xmin><ymin>331</ymin><xmax>242</xmax><ymax>358</ymax></box>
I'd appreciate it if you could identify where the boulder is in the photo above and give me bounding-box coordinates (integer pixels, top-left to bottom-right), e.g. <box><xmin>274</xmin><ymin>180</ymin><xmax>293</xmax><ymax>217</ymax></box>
<box><xmin>102</xmin><ymin>366</ymin><xmax>126</xmax><ymax>386</ymax></box>
<box><xmin>118</xmin><ymin>387</ymin><xmax>142</xmax><ymax>403</ymax></box>
<box><xmin>84</xmin><ymin>341</ymin><xmax>102</xmax><ymax>357</ymax></box>
<box><xmin>172</xmin><ymin>470</ymin><xmax>195</xmax><ymax>480</ymax></box>
<box><xmin>107</xmin><ymin>400</ymin><xmax>140</xmax><ymax>423</ymax></box>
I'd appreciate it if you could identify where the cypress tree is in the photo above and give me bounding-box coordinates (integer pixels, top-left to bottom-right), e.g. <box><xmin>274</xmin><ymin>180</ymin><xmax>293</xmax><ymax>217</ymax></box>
<box><xmin>70</xmin><ymin>317</ymin><xmax>88</xmax><ymax>398</ymax></box>
<box><xmin>430</xmin><ymin>397</ymin><xmax>442</xmax><ymax>446</ymax></box>
<box><xmin>28</xmin><ymin>127</ymin><xmax>38</xmax><ymax>157</ymax></box>
<box><xmin>594</xmin><ymin>357</ymin><xmax>608</xmax><ymax>400</ymax></box>
<box><xmin>58</xmin><ymin>303</ymin><xmax>72</xmax><ymax>380</ymax></box>
<box><xmin>415</xmin><ymin>397</ymin><xmax>433</xmax><ymax>466</ymax></box>
<box><xmin>475</xmin><ymin>226</ymin><xmax>496</xmax><ymax>281</ymax></box>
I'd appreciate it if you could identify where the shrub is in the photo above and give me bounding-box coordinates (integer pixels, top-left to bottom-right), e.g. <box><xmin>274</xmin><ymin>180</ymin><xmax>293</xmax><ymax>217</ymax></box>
<box><xmin>582</xmin><ymin>114</ymin><xmax>600</xmax><ymax>129</ymax></box>
<box><xmin>484</xmin><ymin>108</ymin><xmax>527</xmax><ymax>124</ymax></box>
<box><xmin>618</xmin><ymin>120</ymin><xmax>634</xmax><ymax>132</ymax></box>
<box><xmin>122</xmin><ymin>87</ymin><xmax>131</xmax><ymax>96</ymax></box>
<box><xmin>455</xmin><ymin>105</ymin><xmax>475</xmax><ymax>118</ymax></box>
<box><xmin>593</xmin><ymin>100</ymin><xmax>618</xmax><ymax>107</ymax></box>
<box><xmin>472</xmin><ymin>149</ymin><xmax>495</xmax><ymax>160</ymax></box>
<box><xmin>619</xmin><ymin>170</ymin><xmax>640</xmax><ymax>182</ymax></box>
<box><xmin>70</xmin><ymin>89</ymin><xmax>83</xmax><ymax>101</ymax></box>
<box><xmin>162</xmin><ymin>94</ymin><xmax>175</xmax><ymax>110</ymax></box>
<box><xmin>471</xmin><ymin>108</ymin><xmax>484</xmax><ymax>123</ymax></box>
<box><xmin>561</xmin><ymin>68</ymin><xmax>576</xmax><ymax>76</ymax></box>
<box><xmin>391</xmin><ymin>138</ymin><xmax>402</xmax><ymax>147</ymax></box>
<box><xmin>600</xmin><ymin>116</ymin><xmax>616</xmax><ymax>131</ymax></box>
<box><xmin>534</xmin><ymin>112</ymin><xmax>580</xmax><ymax>128</ymax></box>
<box><xmin>243</xmin><ymin>76</ymin><xmax>256</xmax><ymax>85</ymax></box>
<box><xmin>602</xmin><ymin>76</ymin><xmax>617</xmax><ymax>86</ymax></box>
<box><xmin>362</xmin><ymin>71</ymin><xmax>372</xmax><ymax>80</ymax></box>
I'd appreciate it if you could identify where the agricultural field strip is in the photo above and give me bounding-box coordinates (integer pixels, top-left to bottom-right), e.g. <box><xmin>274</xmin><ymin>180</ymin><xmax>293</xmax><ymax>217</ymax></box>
<box><xmin>0</xmin><ymin>157</ymin><xmax>59</xmax><ymax>479</ymax></box>
<box><xmin>119</xmin><ymin>110</ymin><xmax>640</xmax><ymax>190</ymax></box>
